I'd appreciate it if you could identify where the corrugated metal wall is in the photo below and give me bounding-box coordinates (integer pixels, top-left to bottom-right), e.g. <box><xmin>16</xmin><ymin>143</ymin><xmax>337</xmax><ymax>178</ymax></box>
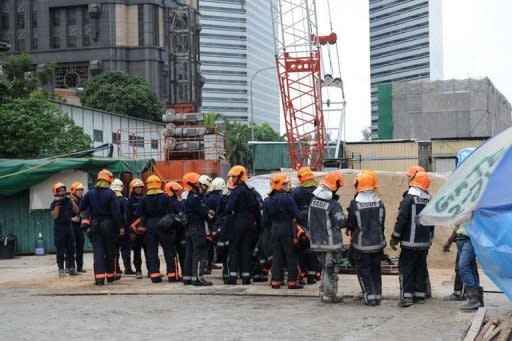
<box><xmin>0</xmin><ymin>191</ymin><xmax>92</xmax><ymax>255</ymax></box>
<box><xmin>252</xmin><ymin>143</ymin><xmax>291</xmax><ymax>172</ymax></box>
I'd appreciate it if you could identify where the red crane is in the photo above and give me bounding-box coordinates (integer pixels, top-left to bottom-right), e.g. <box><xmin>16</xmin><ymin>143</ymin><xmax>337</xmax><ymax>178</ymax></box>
<box><xmin>270</xmin><ymin>0</ymin><xmax>337</xmax><ymax>171</ymax></box>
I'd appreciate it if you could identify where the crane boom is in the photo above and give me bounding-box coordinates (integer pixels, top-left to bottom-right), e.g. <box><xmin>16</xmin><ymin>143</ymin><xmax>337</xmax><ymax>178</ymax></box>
<box><xmin>270</xmin><ymin>0</ymin><xmax>325</xmax><ymax>170</ymax></box>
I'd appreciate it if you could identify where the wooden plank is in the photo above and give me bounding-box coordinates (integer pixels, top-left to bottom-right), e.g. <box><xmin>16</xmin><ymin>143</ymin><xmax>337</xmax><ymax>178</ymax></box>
<box><xmin>464</xmin><ymin>308</ymin><xmax>487</xmax><ymax>341</ymax></box>
<box><xmin>496</xmin><ymin>314</ymin><xmax>512</xmax><ymax>341</ymax></box>
<box><xmin>476</xmin><ymin>321</ymin><xmax>494</xmax><ymax>341</ymax></box>
<box><xmin>484</xmin><ymin>325</ymin><xmax>502</xmax><ymax>341</ymax></box>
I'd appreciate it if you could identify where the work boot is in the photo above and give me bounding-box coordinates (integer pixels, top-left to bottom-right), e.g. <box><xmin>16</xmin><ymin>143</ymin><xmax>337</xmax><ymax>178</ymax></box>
<box><xmin>460</xmin><ymin>287</ymin><xmax>480</xmax><ymax>312</ymax></box>
<box><xmin>288</xmin><ymin>283</ymin><xmax>304</xmax><ymax>289</ymax></box>
<box><xmin>252</xmin><ymin>276</ymin><xmax>267</xmax><ymax>283</ymax></box>
<box><xmin>124</xmin><ymin>268</ymin><xmax>135</xmax><ymax>275</ymax></box>
<box><xmin>135</xmin><ymin>271</ymin><xmax>143</xmax><ymax>279</ymax></box>
<box><xmin>414</xmin><ymin>297</ymin><xmax>425</xmax><ymax>304</ymax></box>
<box><xmin>353</xmin><ymin>292</ymin><xmax>364</xmax><ymax>301</ymax></box>
<box><xmin>183</xmin><ymin>280</ymin><xmax>192</xmax><ymax>285</ymax></box>
<box><xmin>398</xmin><ymin>298</ymin><xmax>414</xmax><ymax>307</ymax></box>
<box><xmin>95</xmin><ymin>280</ymin><xmax>104</xmax><ymax>286</ymax></box>
<box><xmin>366</xmin><ymin>300</ymin><xmax>378</xmax><ymax>306</ymax></box>
<box><xmin>116</xmin><ymin>267</ymin><xmax>123</xmax><ymax>275</ymax></box>
<box><xmin>68</xmin><ymin>268</ymin><xmax>78</xmax><ymax>276</ymax></box>
<box><xmin>321</xmin><ymin>296</ymin><xmax>342</xmax><ymax>303</ymax></box>
<box><xmin>225</xmin><ymin>279</ymin><xmax>237</xmax><ymax>285</ymax></box>
<box><xmin>242</xmin><ymin>278</ymin><xmax>251</xmax><ymax>285</ymax></box>
<box><xmin>151</xmin><ymin>277</ymin><xmax>162</xmax><ymax>284</ymax></box>
<box><xmin>58</xmin><ymin>268</ymin><xmax>66</xmax><ymax>278</ymax></box>
<box><xmin>307</xmin><ymin>276</ymin><xmax>317</xmax><ymax>285</ymax></box>
<box><xmin>113</xmin><ymin>274</ymin><xmax>122</xmax><ymax>281</ymax></box>
<box><xmin>460</xmin><ymin>287</ymin><xmax>480</xmax><ymax>311</ymax></box>
<box><xmin>77</xmin><ymin>268</ymin><xmax>87</xmax><ymax>273</ymax></box>
<box><xmin>478</xmin><ymin>287</ymin><xmax>485</xmax><ymax>307</ymax></box>
<box><xmin>193</xmin><ymin>278</ymin><xmax>213</xmax><ymax>286</ymax></box>
<box><xmin>443</xmin><ymin>292</ymin><xmax>465</xmax><ymax>301</ymax></box>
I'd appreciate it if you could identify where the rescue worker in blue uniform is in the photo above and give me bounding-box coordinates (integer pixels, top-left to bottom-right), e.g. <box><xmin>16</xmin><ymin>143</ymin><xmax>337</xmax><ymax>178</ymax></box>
<box><xmin>135</xmin><ymin>175</ymin><xmax>179</xmax><ymax>283</ymax></box>
<box><xmin>225</xmin><ymin>165</ymin><xmax>259</xmax><ymax>285</ymax></box>
<box><xmin>249</xmin><ymin>185</ymin><xmax>267</xmax><ymax>283</ymax></box>
<box><xmin>206</xmin><ymin>177</ymin><xmax>226</xmax><ymax>272</ymax></box>
<box><xmin>292</xmin><ymin>166</ymin><xmax>321</xmax><ymax>284</ymax></box>
<box><xmin>308</xmin><ymin>172</ymin><xmax>346</xmax><ymax>303</ymax></box>
<box><xmin>80</xmin><ymin>169</ymin><xmax>122</xmax><ymax>285</ymax></box>
<box><xmin>127</xmin><ymin>178</ymin><xmax>146</xmax><ymax>279</ymax></box>
<box><xmin>111</xmin><ymin>179</ymin><xmax>133</xmax><ymax>275</ymax></box>
<box><xmin>263</xmin><ymin>173</ymin><xmax>305</xmax><ymax>289</ymax></box>
<box><xmin>70</xmin><ymin>182</ymin><xmax>86</xmax><ymax>273</ymax></box>
<box><xmin>391</xmin><ymin>171</ymin><xmax>434</xmax><ymax>307</ymax></box>
<box><xmin>347</xmin><ymin>170</ymin><xmax>386</xmax><ymax>306</ymax></box>
<box><xmin>164</xmin><ymin>181</ymin><xmax>186</xmax><ymax>280</ymax></box>
<box><xmin>201</xmin><ymin>175</ymin><xmax>217</xmax><ymax>274</ymax></box>
<box><xmin>51</xmin><ymin>182</ymin><xmax>79</xmax><ymax>277</ymax></box>
<box><xmin>215</xmin><ymin>178</ymin><xmax>232</xmax><ymax>283</ymax></box>
<box><xmin>182</xmin><ymin>172</ymin><xmax>215</xmax><ymax>286</ymax></box>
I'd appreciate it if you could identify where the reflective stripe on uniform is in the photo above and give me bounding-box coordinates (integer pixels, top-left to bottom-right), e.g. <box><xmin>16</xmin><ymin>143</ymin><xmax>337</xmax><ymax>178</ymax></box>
<box><xmin>414</xmin><ymin>291</ymin><xmax>426</xmax><ymax>298</ymax></box>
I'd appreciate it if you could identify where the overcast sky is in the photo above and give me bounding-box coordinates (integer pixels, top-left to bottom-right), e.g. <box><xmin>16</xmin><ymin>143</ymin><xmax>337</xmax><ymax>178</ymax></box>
<box><xmin>315</xmin><ymin>0</ymin><xmax>512</xmax><ymax>141</ymax></box>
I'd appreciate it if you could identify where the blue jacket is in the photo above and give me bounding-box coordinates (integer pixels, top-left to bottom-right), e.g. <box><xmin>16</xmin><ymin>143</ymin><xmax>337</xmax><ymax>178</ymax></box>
<box><xmin>80</xmin><ymin>188</ymin><xmax>121</xmax><ymax>230</ymax></box>
<box><xmin>292</xmin><ymin>185</ymin><xmax>316</xmax><ymax>228</ymax></box>
<box><xmin>50</xmin><ymin>198</ymin><xmax>73</xmax><ymax>228</ymax></box>
<box><xmin>184</xmin><ymin>191</ymin><xmax>210</xmax><ymax>230</ymax></box>
<box><xmin>262</xmin><ymin>191</ymin><xmax>305</xmax><ymax>229</ymax></box>
<box><xmin>226</xmin><ymin>183</ymin><xmax>258</xmax><ymax>218</ymax></box>
<box><xmin>126</xmin><ymin>195</ymin><xmax>142</xmax><ymax>227</ymax></box>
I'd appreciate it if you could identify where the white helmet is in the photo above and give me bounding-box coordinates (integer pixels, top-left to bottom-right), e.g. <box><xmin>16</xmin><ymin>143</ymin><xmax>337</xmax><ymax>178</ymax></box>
<box><xmin>211</xmin><ymin>177</ymin><xmax>226</xmax><ymax>191</ymax></box>
<box><xmin>199</xmin><ymin>175</ymin><xmax>212</xmax><ymax>186</ymax></box>
<box><xmin>110</xmin><ymin>178</ymin><xmax>124</xmax><ymax>192</ymax></box>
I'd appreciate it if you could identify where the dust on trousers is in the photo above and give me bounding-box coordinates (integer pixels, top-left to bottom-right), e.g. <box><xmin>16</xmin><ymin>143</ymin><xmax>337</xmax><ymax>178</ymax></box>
<box><xmin>399</xmin><ymin>248</ymin><xmax>429</xmax><ymax>300</ymax></box>
<box><xmin>352</xmin><ymin>250</ymin><xmax>382</xmax><ymax>303</ymax></box>
<box><xmin>183</xmin><ymin>225</ymin><xmax>208</xmax><ymax>282</ymax></box>
<box><xmin>317</xmin><ymin>251</ymin><xmax>343</xmax><ymax>301</ymax></box>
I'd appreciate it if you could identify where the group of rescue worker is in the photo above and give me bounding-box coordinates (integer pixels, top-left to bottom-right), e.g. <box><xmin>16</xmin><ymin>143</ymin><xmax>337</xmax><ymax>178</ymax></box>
<box><xmin>50</xmin><ymin>164</ymin><xmax>478</xmax><ymax>309</ymax></box>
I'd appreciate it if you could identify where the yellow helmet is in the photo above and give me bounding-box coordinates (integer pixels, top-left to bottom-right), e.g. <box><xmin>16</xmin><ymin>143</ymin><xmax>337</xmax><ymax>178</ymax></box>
<box><xmin>146</xmin><ymin>175</ymin><xmax>163</xmax><ymax>191</ymax></box>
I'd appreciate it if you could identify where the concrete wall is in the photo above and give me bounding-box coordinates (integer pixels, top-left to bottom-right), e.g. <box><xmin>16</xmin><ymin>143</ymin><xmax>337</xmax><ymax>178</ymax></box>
<box><xmin>392</xmin><ymin>78</ymin><xmax>512</xmax><ymax>140</ymax></box>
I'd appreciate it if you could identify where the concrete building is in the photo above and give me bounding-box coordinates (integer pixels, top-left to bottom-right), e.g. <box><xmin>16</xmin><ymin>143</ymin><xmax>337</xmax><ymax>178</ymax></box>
<box><xmin>199</xmin><ymin>0</ymin><xmax>280</xmax><ymax>130</ymax></box>
<box><xmin>377</xmin><ymin>78</ymin><xmax>512</xmax><ymax>141</ymax></box>
<box><xmin>0</xmin><ymin>0</ymin><xmax>198</xmax><ymax>101</ymax></box>
<box><xmin>369</xmin><ymin>0</ymin><xmax>443</xmax><ymax>138</ymax></box>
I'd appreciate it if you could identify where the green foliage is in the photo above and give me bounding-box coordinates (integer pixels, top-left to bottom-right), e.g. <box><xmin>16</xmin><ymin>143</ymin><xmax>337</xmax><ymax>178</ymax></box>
<box><xmin>81</xmin><ymin>71</ymin><xmax>163</xmax><ymax>121</ymax></box>
<box><xmin>0</xmin><ymin>97</ymin><xmax>91</xmax><ymax>158</ymax></box>
<box><xmin>0</xmin><ymin>53</ymin><xmax>55</xmax><ymax>100</ymax></box>
<box><xmin>223</xmin><ymin>120</ymin><xmax>282</xmax><ymax>168</ymax></box>
<box><xmin>204</xmin><ymin>112</ymin><xmax>221</xmax><ymax>128</ymax></box>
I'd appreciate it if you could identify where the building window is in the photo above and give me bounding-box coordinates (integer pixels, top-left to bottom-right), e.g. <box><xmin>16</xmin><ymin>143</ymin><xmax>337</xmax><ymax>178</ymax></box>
<box><xmin>138</xmin><ymin>4</ymin><xmax>144</xmax><ymax>46</ymax></box>
<box><xmin>0</xmin><ymin>0</ymin><xmax>9</xmax><ymax>44</ymax></box>
<box><xmin>67</xmin><ymin>8</ymin><xmax>78</xmax><ymax>48</ymax></box>
<box><xmin>153</xmin><ymin>6</ymin><xmax>159</xmax><ymax>46</ymax></box>
<box><xmin>54</xmin><ymin>63</ymin><xmax>89</xmax><ymax>89</ymax></box>
<box><xmin>31</xmin><ymin>0</ymin><xmax>37</xmax><ymax>49</ymax></box>
<box><xmin>151</xmin><ymin>139</ymin><xmax>158</xmax><ymax>150</ymax></box>
<box><xmin>15</xmin><ymin>0</ymin><xmax>25</xmax><ymax>51</ymax></box>
<box><xmin>93</xmin><ymin>129</ymin><xmax>103</xmax><ymax>142</ymax></box>
<box><xmin>50</xmin><ymin>9</ymin><xmax>61</xmax><ymax>48</ymax></box>
<box><xmin>82</xmin><ymin>7</ymin><xmax>91</xmax><ymax>47</ymax></box>
<box><xmin>112</xmin><ymin>132</ymin><xmax>120</xmax><ymax>144</ymax></box>
<box><xmin>130</xmin><ymin>135</ymin><xmax>144</xmax><ymax>148</ymax></box>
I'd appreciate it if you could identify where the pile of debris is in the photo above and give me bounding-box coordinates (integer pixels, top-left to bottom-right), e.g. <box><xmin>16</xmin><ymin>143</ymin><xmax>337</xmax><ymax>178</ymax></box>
<box><xmin>461</xmin><ymin>308</ymin><xmax>512</xmax><ymax>341</ymax></box>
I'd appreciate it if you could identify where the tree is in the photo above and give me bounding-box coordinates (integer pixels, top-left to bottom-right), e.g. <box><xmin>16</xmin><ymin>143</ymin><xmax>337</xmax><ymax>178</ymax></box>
<box><xmin>81</xmin><ymin>71</ymin><xmax>163</xmax><ymax>121</ymax></box>
<box><xmin>253</xmin><ymin>123</ymin><xmax>283</xmax><ymax>142</ymax></box>
<box><xmin>0</xmin><ymin>53</ymin><xmax>54</xmax><ymax>101</ymax></box>
<box><xmin>0</xmin><ymin>97</ymin><xmax>91</xmax><ymax>158</ymax></box>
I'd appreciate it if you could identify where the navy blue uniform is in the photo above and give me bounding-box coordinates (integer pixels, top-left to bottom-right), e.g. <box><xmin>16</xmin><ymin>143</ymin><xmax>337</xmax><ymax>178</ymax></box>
<box><xmin>183</xmin><ymin>191</ymin><xmax>211</xmax><ymax>283</ymax></box>
<box><xmin>71</xmin><ymin>196</ymin><xmax>85</xmax><ymax>271</ymax></box>
<box><xmin>80</xmin><ymin>188</ymin><xmax>121</xmax><ymax>283</ymax></box>
<box><xmin>51</xmin><ymin>198</ymin><xmax>76</xmax><ymax>270</ymax></box>
<box><xmin>126</xmin><ymin>195</ymin><xmax>147</xmax><ymax>274</ymax></box>
<box><xmin>115</xmin><ymin>196</ymin><xmax>132</xmax><ymax>274</ymax></box>
<box><xmin>263</xmin><ymin>191</ymin><xmax>305</xmax><ymax>287</ymax></box>
<box><xmin>292</xmin><ymin>185</ymin><xmax>320</xmax><ymax>282</ymax></box>
<box><xmin>206</xmin><ymin>191</ymin><xmax>222</xmax><ymax>271</ymax></box>
<box><xmin>170</xmin><ymin>195</ymin><xmax>186</xmax><ymax>277</ymax></box>
<box><xmin>135</xmin><ymin>193</ymin><xmax>179</xmax><ymax>282</ymax></box>
<box><xmin>225</xmin><ymin>183</ymin><xmax>259</xmax><ymax>284</ymax></box>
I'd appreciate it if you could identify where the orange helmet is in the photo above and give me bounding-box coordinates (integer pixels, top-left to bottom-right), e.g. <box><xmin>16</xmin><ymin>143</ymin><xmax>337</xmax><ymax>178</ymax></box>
<box><xmin>70</xmin><ymin>182</ymin><xmax>84</xmax><ymax>195</ymax></box>
<box><xmin>270</xmin><ymin>173</ymin><xmax>289</xmax><ymax>192</ymax></box>
<box><xmin>354</xmin><ymin>170</ymin><xmax>378</xmax><ymax>192</ymax></box>
<box><xmin>321</xmin><ymin>172</ymin><xmax>345</xmax><ymax>192</ymax></box>
<box><xmin>53</xmin><ymin>182</ymin><xmax>66</xmax><ymax>195</ymax></box>
<box><xmin>297</xmin><ymin>167</ymin><xmax>314</xmax><ymax>184</ymax></box>
<box><xmin>228</xmin><ymin>165</ymin><xmax>248</xmax><ymax>183</ymax></box>
<box><xmin>165</xmin><ymin>181</ymin><xmax>183</xmax><ymax>195</ymax></box>
<box><xmin>182</xmin><ymin>172</ymin><xmax>201</xmax><ymax>191</ymax></box>
<box><xmin>146</xmin><ymin>175</ymin><xmax>163</xmax><ymax>191</ymax></box>
<box><xmin>409</xmin><ymin>171</ymin><xmax>431</xmax><ymax>191</ymax></box>
<box><xmin>129</xmin><ymin>178</ymin><xmax>144</xmax><ymax>192</ymax></box>
<box><xmin>406</xmin><ymin>165</ymin><xmax>425</xmax><ymax>179</ymax></box>
<box><xmin>97</xmin><ymin>169</ymin><xmax>113</xmax><ymax>184</ymax></box>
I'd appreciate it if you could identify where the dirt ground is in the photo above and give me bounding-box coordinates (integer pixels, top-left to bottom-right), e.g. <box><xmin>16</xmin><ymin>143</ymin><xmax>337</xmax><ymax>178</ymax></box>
<box><xmin>1</xmin><ymin>253</ymin><xmax>511</xmax><ymax>340</ymax></box>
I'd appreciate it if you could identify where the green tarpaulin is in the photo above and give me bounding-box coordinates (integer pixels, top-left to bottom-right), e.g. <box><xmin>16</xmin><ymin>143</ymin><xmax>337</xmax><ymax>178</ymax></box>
<box><xmin>0</xmin><ymin>158</ymin><xmax>152</xmax><ymax>196</ymax></box>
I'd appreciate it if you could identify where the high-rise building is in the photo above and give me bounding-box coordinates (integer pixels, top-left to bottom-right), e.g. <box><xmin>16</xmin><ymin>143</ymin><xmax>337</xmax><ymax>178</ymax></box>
<box><xmin>199</xmin><ymin>0</ymin><xmax>280</xmax><ymax>130</ymax></box>
<box><xmin>369</xmin><ymin>0</ymin><xmax>443</xmax><ymax>138</ymax></box>
<box><xmin>0</xmin><ymin>0</ymin><xmax>199</xmax><ymax>103</ymax></box>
